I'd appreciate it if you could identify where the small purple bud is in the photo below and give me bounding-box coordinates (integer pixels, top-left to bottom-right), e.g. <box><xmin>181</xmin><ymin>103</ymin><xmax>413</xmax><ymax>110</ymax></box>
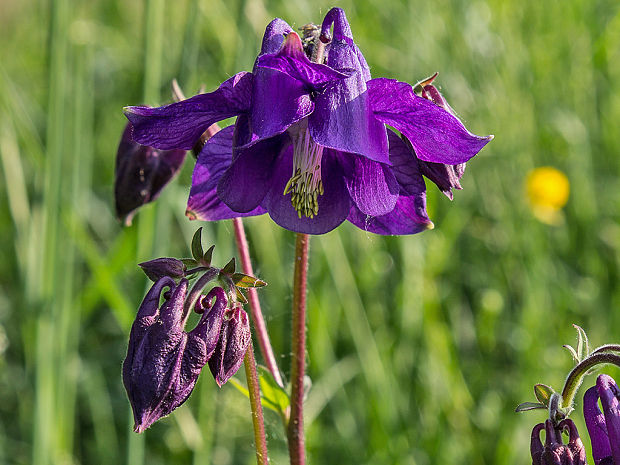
<box><xmin>138</xmin><ymin>257</ymin><xmax>186</xmax><ymax>281</ymax></box>
<box><xmin>531</xmin><ymin>419</ymin><xmax>587</xmax><ymax>465</ymax></box>
<box><xmin>115</xmin><ymin>122</ymin><xmax>186</xmax><ymax>226</ymax></box>
<box><xmin>209</xmin><ymin>305</ymin><xmax>251</xmax><ymax>387</ymax></box>
<box><xmin>122</xmin><ymin>279</ymin><xmax>228</xmax><ymax>432</ymax></box>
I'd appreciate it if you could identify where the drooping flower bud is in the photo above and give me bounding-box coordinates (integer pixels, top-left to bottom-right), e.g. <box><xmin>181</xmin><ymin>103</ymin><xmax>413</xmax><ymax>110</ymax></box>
<box><xmin>115</xmin><ymin>122</ymin><xmax>186</xmax><ymax>226</ymax></box>
<box><xmin>530</xmin><ymin>419</ymin><xmax>587</xmax><ymax>465</ymax></box>
<box><xmin>208</xmin><ymin>305</ymin><xmax>251</xmax><ymax>387</ymax></box>
<box><xmin>584</xmin><ymin>375</ymin><xmax>620</xmax><ymax>465</ymax></box>
<box><xmin>138</xmin><ymin>257</ymin><xmax>186</xmax><ymax>281</ymax></box>
<box><xmin>122</xmin><ymin>278</ymin><xmax>227</xmax><ymax>432</ymax></box>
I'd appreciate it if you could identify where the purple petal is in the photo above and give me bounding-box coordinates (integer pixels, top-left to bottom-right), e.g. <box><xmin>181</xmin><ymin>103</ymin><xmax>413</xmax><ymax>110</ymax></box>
<box><xmin>368</xmin><ymin>78</ymin><xmax>493</xmax><ymax>164</ymax></box>
<box><xmin>309</xmin><ymin>8</ymin><xmax>389</xmax><ymax>164</ymax></box>
<box><xmin>125</xmin><ymin>72</ymin><xmax>253</xmax><ymax>150</ymax></box>
<box><xmin>418</xmin><ymin>160</ymin><xmax>465</xmax><ymax>200</ymax></box>
<box><xmin>115</xmin><ymin>123</ymin><xmax>186</xmax><ymax>225</ymax></box>
<box><xmin>259</xmin><ymin>18</ymin><xmax>293</xmax><ymax>56</ymax></box>
<box><xmin>347</xmin><ymin>195</ymin><xmax>433</xmax><ymax>236</ymax></box>
<box><xmin>186</xmin><ymin>126</ymin><xmax>266</xmax><ymax>221</ymax></box>
<box><xmin>337</xmin><ymin>152</ymin><xmax>399</xmax><ymax>216</ymax></box>
<box><xmin>530</xmin><ymin>423</ymin><xmax>545</xmax><ymax>465</ymax></box>
<box><xmin>217</xmin><ymin>133</ymin><xmax>289</xmax><ymax>212</ymax></box>
<box><xmin>257</xmin><ymin>32</ymin><xmax>352</xmax><ymax>90</ymax></box>
<box><xmin>262</xmin><ymin>148</ymin><xmax>351</xmax><ymax>234</ymax></box>
<box><xmin>386</xmin><ymin>129</ymin><xmax>426</xmax><ymax>196</ymax></box>
<box><xmin>584</xmin><ymin>385</ymin><xmax>613</xmax><ymax>464</ymax></box>
<box><xmin>187</xmin><ymin>287</ymin><xmax>227</xmax><ymax>360</ymax></box>
<box><xmin>138</xmin><ymin>258</ymin><xmax>186</xmax><ymax>282</ymax></box>
<box><xmin>597</xmin><ymin>375</ymin><xmax>620</xmax><ymax>464</ymax></box>
<box><xmin>158</xmin><ymin>279</ymin><xmax>188</xmax><ymax>329</ymax></box>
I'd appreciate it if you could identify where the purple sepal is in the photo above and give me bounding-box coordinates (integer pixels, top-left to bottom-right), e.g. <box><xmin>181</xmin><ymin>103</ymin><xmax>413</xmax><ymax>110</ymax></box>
<box><xmin>584</xmin><ymin>385</ymin><xmax>613</xmax><ymax>464</ymax></box>
<box><xmin>138</xmin><ymin>258</ymin><xmax>186</xmax><ymax>282</ymax></box>
<box><xmin>124</xmin><ymin>72</ymin><xmax>253</xmax><ymax>150</ymax></box>
<box><xmin>208</xmin><ymin>305</ymin><xmax>251</xmax><ymax>387</ymax></box>
<box><xmin>115</xmin><ymin>123</ymin><xmax>186</xmax><ymax>225</ymax></box>
<box><xmin>186</xmin><ymin>126</ymin><xmax>266</xmax><ymax>221</ymax></box>
<box><xmin>122</xmin><ymin>279</ymin><xmax>228</xmax><ymax>432</ymax></box>
<box><xmin>310</xmin><ymin>8</ymin><xmax>389</xmax><ymax>165</ymax></box>
<box><xmin>368</xmin><ymin>77</ymin><xmax>493</xmax><ymax>165</ymax></box>
<box><xmin>598</xmin><ymin>375</ymin><xmax>620</xmax><ymax>464</ymax></box>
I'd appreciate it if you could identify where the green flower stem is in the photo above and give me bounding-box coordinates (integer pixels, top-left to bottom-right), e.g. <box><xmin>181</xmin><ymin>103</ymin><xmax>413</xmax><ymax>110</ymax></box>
<box><xmin>288</xmin><ymin>233</ymin><xmax>310</xmax><ymax>465</ymax></box>
<box><xmin>243</xmin><ymin>339</ymin><xmax>269</xmax><ymax>465</ymax></box>
<box><xmin>591</xmin><ymin>344</ymin><xmax>620</xmax><ymax>355</ymax></box>
<box><xmin>561</xmin><ymin>352</ymin><xmax>620</xmax><ymax>409</ymax></box>
<box><xmin>233</xmin><ymin>217</ymin><xmax>284</xmax><ymax>388</ymax></box>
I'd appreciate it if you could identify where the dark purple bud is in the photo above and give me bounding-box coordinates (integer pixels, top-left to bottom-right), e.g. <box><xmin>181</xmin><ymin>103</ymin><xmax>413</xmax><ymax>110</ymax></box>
<box><xmin>584</xmin><ymin>375</ymin><xmax>620</xmax><ymax>465</ymax></box>
<box><xmin>138</xmin><ymin>257</ymin><xmax>186</xmax><ymax>281</ymax></box>
<box><xmin>531</xmin><ymin>419</ymin><xmax>587</xmax><ymax>465</ymax></box>
<box><xmin>122</xmin><ymin>279</ymin><xmax>228</xmax><ymax>432</ymax></box>
<box><xmin>115</xmin><ymin>122</ymin><xmax>187</xmax><ymax>226</ymax></box>
<box><xmin>208</xmin><ymin>305</ymin><xmax>251</xmax><ymax>387</ymax></box>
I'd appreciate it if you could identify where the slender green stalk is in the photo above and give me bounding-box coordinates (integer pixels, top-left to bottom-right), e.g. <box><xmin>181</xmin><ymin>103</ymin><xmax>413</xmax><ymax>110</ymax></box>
<box><xmin>243</xmin><ymin>340</ymin><xmax>269</xmax><ymax>465</ymax></box>
<box><xmin>287</xmin><ymin>233</ymin><xmax>310</xmax><ymax>465</ymax></box>
<box><xmin>561</xmin><ymin>352</ymin><xmax>620</xmax><ymax>409</ymax></box>
<box><xmin>233</xmin><ymin>217</ymin><xmax>284</xmax><ymax>387</ymax></box>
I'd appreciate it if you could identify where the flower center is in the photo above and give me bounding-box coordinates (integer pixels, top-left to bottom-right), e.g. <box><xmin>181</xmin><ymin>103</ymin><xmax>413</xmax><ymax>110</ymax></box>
<box><xmin>284</xmin><ymin>120</ymin><xmax>325</xmax><ymax>218</ymax></box>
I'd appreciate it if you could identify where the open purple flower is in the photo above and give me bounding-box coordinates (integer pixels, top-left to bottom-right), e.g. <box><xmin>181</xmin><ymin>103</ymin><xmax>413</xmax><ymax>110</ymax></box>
<box><xmin>122</xmin><ymin>278</ymin><xmax>227</xmax><ymax>432</ymax></box>
<box><xmin>584</xmin><ymin>375</ymin><xmax>620</xmax><ymax>464</ymax></box>
<box><xmin>125</xmin><ymin>8</ymin><xmax>492</xmax><ymax>235</ymax></box>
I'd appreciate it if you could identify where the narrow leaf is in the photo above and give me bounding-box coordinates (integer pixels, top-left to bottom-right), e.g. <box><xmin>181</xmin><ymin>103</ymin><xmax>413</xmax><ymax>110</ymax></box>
<box><xmin>515</xmin><ymin>402</ymin><xmax>546</xmax><ymax>413</ymax></box>
<box><xmin>235</xmin><ymin>287</ymin><xmax>248</xmax><ymax>304</ymax></box>
<box><xmin>232</xmin><ymin>273</ymin><xmax>267</xmax><ymax>288</ymax></box>
<box><xmin>203</xmin><ymin>245</ymin><xmax>215</xmax><ymax>267</ymax></box>
<box><xmin>574</xmin><ymin>324</ymin><xmax>589</xmax><ymax>358</ymax></box>
<box><xmin>534</xmin><ymin>384</ymin><xmax>554</xmax><ymax>406</ymax></box>
<box><xmin>191</xmin><ymin>228</ymin><xmax>204</xmax><ymax>261</ymax></box>
<box><xmin>257</xmin><ymin>366</ymin><xmax>289</xmax><ymax>416</ymax></box>
<box><xmin>228</xmin><ymin>377</ymin><xmax>250</xmax><ymax>399</ymax></box>
<box><xmin>222</xmin><ymin>258</ymin><xmax>236</xmax><ymax>275</ymax></box>
<box><xmin>181</xmin><ymin>258</ymin><xmax>198</xmax><ymax>268</ymax></box>
<box><xmin>563</xmin><ymin>344</ymin><xmax>579</xmax><ymax>363</ymax></box>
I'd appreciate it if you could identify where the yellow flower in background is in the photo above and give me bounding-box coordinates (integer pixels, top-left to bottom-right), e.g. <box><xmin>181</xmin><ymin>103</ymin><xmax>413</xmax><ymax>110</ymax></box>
<box><xmin>526</xmin><ymin>166</ymin><xmax>570</xmax><ymax>225</ymax></box>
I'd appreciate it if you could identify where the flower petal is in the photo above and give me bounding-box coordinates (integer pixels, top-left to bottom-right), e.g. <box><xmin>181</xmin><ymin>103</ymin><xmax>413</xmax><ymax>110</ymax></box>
<box><xmin>257</xmin><ymin>32</ymin><xmax>352</xmax><ymax>91</ymax></box>
<box><xmin>115</xmin><ymin>123</ymin><xmax>186</xmax><ymax>225</ymax></box>
<box><xmin>309</xmin><ymin>8</ymin><xmax>389</xmax><ymax>164</ymax></box>
<box><xmin>368</xmin><ymin>78</ymin><xmax>493</xmax><ymax>164</ymax></box>
<box><xmin>347</xmin><ymin>194</ymin><xmax>433</xmax><ymax>236</ymax></box>
<box><xmin>186</xmin><ymin>126</ymin><xmax>265</xmax><ymax>221</ymax></box>
<box><xmin>386</xmin><ymin>129</ymin><xmax>426</xmax><ymax>196</ymax></box>
<box><xmin>262</xmin><ymin>148</ymin><xmax>351</xmax><ymax>234</ymax></box>
<box><xmin>584</xmin><ymin>385</ymin><xmax>612</xmax><ymax>465</ymax></box>
<box><xmin>259</xmin><ymin>18</ymin><xmax>293</xmax><ymax>56</ymax></box>
<box><xmin>418</xmin><ymin>160</ymin><xmax>465</xmax><ymax>200</ymax></box>
<box><xmin>125</xmin><ymin>72</ymin><xmax>253</xmax><ymax>150</ymax></box>
<box><xmin>597</xmin><ymin>375</ymin><xmax>620</xmax><ymax>464</ymax></box>
<box><xmin>337</xmin><ymin>152</ymin><xmax>398</xmax><ymax>216</ymax></box>
<box><xmin>217</xmin><ymin>133</ymin><xmax>288</xmax><ymax>212</ymax></box>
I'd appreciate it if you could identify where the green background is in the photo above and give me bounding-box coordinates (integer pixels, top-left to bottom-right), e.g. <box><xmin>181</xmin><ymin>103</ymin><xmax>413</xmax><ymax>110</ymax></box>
<box><xmin>1</xmin><ymin>0</ymin><xmax>620</xmax><ymax>463</ymax></box>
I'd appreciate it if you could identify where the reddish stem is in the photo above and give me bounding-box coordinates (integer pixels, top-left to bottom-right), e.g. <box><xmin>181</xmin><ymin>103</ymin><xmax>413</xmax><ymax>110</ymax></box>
<box><xmin>243</xmin><ymin>339</ymin><xmax>269</xmax><ymax>465</ymax></box>
<box><xmin>232</xmin><ymin>217</ymin><xmax>284</xmax><ymax>388</ymax></box>
<box><xmin>287</xmin><ymin>233</ymin><xmax>310</xmax><ymax>465</ymax></box>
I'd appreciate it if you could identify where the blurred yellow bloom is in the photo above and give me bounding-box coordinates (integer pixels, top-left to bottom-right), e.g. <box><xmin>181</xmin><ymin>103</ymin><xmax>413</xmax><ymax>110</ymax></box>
<box><xmin>526</xmin><ymin>167</ymin><xmax>570</xmax><ymax>225</ymax></box>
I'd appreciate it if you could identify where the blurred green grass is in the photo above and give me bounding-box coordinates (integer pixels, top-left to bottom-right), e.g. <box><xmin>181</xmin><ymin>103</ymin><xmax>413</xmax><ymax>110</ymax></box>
<box><xmin>1</xmin><ymin>0</ymin><xmax>620</xmax><ymax>464</ymax></box>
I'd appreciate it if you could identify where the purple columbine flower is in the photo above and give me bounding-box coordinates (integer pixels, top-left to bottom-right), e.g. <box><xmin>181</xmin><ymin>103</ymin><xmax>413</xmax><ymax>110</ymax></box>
<box><xmin>209</xmin><ymin>304</ymin><xmax>251</xmax><ymax>387</ymax></box>
<box><xmin>115</xmin><ymin>122</ymin><xmax>186</xmax><ymax>225</ymax></box>
<box><xmin>125</xmin><ymin>8</ymin><xmax>492</xmax><ymax>235</ymax></box>
<box><xmin>584</xmin><ymin>375</ymin><xmax>620</xmax><ymax>464</ymax></box>
<box><xmin>530</xmin><ymin>419</ymin><xmax>587</xmax><ymax>465</ymax></box>
<box><xmin>122</xmin><ymin>278</ymin><xmax>227</xmax><ymax>432</ymax></box>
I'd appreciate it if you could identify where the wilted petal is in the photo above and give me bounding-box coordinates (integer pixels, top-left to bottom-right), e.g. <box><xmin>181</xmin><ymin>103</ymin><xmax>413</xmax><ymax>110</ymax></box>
<box><xmin>186</xmin><ymin>287</ymin><xmax>228</xmax><ymax>365</ymax></box>
<box><xmin>559</xmin><ymin>419</ymin><xmax>587</xmax><ymax>465</ymax></box>
<box><xmin>310</xmin><ymin>8</ymin><xmax>389</xmax><ymax>165</ymax></box>
<box><xmin>138</xmin><ymin>258</ymin><xmax>186</xmax><ymax>281</ymax></box>
<box><xmin>115</xmin><ymin>123</ymin><xmax>186</xmax><ymax>225</ymax></box>
<box><xmin>531</xmin><ymin>423</ymin><xmax>545</xmax><ymax>465</ymax></box>
<box><xmin>217</xmin><ymin>132</ymin><xmax>289</xmax><ymax>212</ymax></box>
<box><xmin>368</xmin><ymin>78</ymin><xmax>492</xmax><ymax>164</ymax></box>
<box><xmin>262</xmin><ymin>148</ymin><xmax>351</xmax><ymax>234</ymax></box>
<box><xmin>584</xmin><ymin>385</ymin><xmax>612</xmax><ymax>464</ymax></box>
<box><xmin>209</xmin><ymin>306</ymin><xmax>251</xmax><ymax>387</ymax></box>
<box><xmin>597</xmin><ymin>375</ymin><xmax>620</xmax><ymax>464</ymax></box>
<box><xmin>125</xmin><ymin>72</ymin><xmax>253</xmax><ymax>150</ymax></box>
<box><xmin>186</xmin><ymin>126</ymin><xmax>266</xmax><ymax>221</ymax></box>
<box><xmin>337</xmin><ymin>152</ymin><xmax>398</xmax><ymax>216</ymax></box>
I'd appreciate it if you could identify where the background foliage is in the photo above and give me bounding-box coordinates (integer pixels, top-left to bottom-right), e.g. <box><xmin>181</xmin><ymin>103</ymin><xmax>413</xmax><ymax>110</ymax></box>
<box><xmin>1</xmin><ymin>0</ymin><xmax>620</xmax><ymax>463</ymax></box>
